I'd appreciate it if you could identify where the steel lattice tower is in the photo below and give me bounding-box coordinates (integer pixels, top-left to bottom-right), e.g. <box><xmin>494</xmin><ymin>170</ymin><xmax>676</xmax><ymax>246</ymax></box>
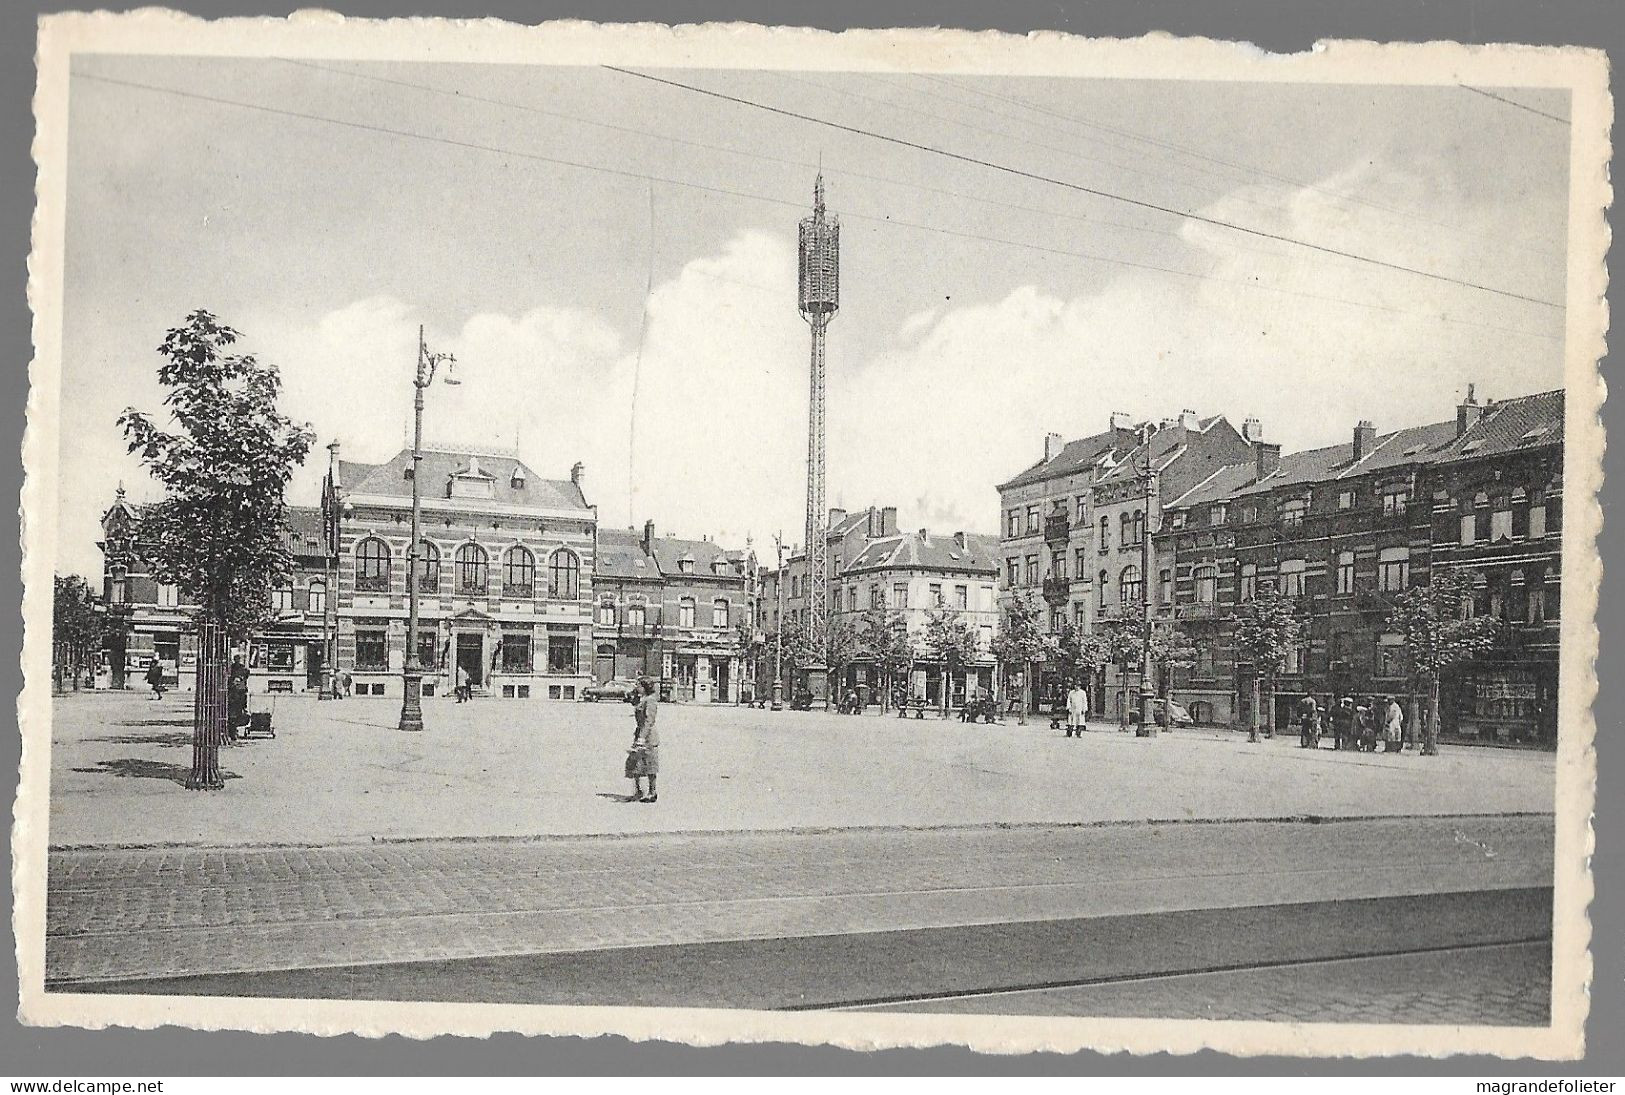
<box><xmin>798</xmin><ymin>174</ymin><xmax>840</xmax><ymax>660</ymax></box>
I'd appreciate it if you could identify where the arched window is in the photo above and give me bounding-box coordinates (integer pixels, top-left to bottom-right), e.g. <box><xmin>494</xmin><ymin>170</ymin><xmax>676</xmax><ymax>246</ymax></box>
<box><xmin>356</xmin><ymin>537</ymin><xmax>390</xmax><ymax>591</ymax></box>
<box><xmin>597</xmin><ymin>599</ymin><xmax>615</xmax><ymax>626</ymax></box>
<box><xmin>503</xmin><ymin>546</ymin><xmax>535</xmax><ymax>596</ymax></box>
<box><xmin>1097</xmin><ymin>569</ymin><xmax>1109</xmax><ymax>610</ymax></box>
<box><xmin>1098</xmin><ymin>515</ymin><xmax>1110</xmax><ymax>552</ymax></box>
<box><xmin>454</xmin><ymin>543</ymin><xmax>488</xmax><ymax>595</ymax></box>
<box><xmin>712</xmin><ymin>598</ymin><xmax>730</xmax><ymax>628</ymax></box>
<box><xmin>1119</xmin><ymin>512</ymin><xmax>1132</xmax><ymax>545</ymax></box>
<box><xmin>548</xmin><ymin>549</ymin><xmax>580</xmax><ymax>600</ymax></box>
<box><xmin>1120</xmin><ymin>565</ymin><xmax>1142</xmax><ymax>606</ymax></box>
<box><xmin>306</xmin><ymin>580</ymin><xmax>326</xmax><ymax>614</ymax></box>
<box><xmin>414</xmin><ymin>540</ymin><xmax>440</xmax><ymax>593</ymax></box>
<box><xmin>679</xmin><ymin>597</ymin><xmax>696</xmax><ymax>628</ymax></box>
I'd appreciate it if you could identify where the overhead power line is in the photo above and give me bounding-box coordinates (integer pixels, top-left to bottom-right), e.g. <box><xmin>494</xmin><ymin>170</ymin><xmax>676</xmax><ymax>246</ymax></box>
<box><xmin>1462</xmin><ymin>85</ymin><xmax>1571</xmax><ymax>125</ymax></box>
<box><xmin>70</xmin><ymin>70</ymin><xmax>1561</xmax><ymax>344</ymax></box>
<box><xmin>898</xmin><ymin>73</ymin><xmax>1564</xmax><ymax>263</ymax></box>
<box><xmin>602</xmin><ymin>65</ymin><xmax>1563</xmax><ymax>310</ymax></box>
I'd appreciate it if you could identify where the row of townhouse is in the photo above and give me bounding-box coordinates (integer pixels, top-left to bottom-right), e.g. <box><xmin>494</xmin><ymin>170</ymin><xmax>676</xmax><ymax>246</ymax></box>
<box><xmin>996</xmin><ymin>407</ymin><xmax>1258</xmax><ymax>713</ymax></box>
<box><xmin>998</xmin><ymin>387</ymin><xmax>1564</xmax><ymax>746</ymax></box>
<box><xmin>1157</xmin><ymin>388</ymin><xmax>1563</xmax><ymax>745</ymax></box>
<box><xmin>757</xmin><ymin>505</ymin><xmax>1002</xmax><ymax>707</ymax></box>
<box><xmin>97</xmin><ymin>442</ymin><xmax>756</xmax><ymax>702</ymax></box>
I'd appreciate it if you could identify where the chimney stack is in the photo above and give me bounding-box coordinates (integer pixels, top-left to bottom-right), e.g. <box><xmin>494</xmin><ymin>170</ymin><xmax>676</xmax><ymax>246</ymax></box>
<box><xmin>1043</xmin><ymin>431</ymin><xmax>1065</xmax><ymax>462</ymax></box>
<box><xmin>828</xmin><ymin>507</ymin><xmax>846</xmax><ymax>530</ymax></box>
<box><xmin>642</xmin><ymin>519</ymin><xmax>655</xmax><ymax>553</ymax></box>
<box><xmin>881</xmin><ymin>506</ymin><xmax>898</xmax><ymax>536</ymax></box>
<box><xmin>1179</xmin><ymin>408</ymin><xmax>1200</xmax><ymax>431</ymax></box>
<box><xmin>918</xmin><ymin>528</ymin><xmax>930</xmax><ymax>545</ymax></box>
<box><xmin>954</xmin><ymin>531</ymin><xmax>967</xmax><ymax>550</ymax></box>
<box><xmin>1109</xmin><ymin>410</ymin><xmax>1138</xmax><ymax>449</ymax></box>
<box><xmin>1457</xmin><ymin>384</ymin><xmax>1485</xmax><ymax>437</ymax></box>
<box><xmin>1353</xmin><ymin>420</ymin><xmax>1377</xmax><ymax>462</ymax></box>
<box><xmin>1242</xmin><ymin>416</ymin><xmax>1263</xmax><ymax>443</ymax></box>
<box><xmin>1254</xmin><ymin>440</ymin><xmax>1282</xmax><ymax>480</ymax></box>
<box><xmin>866</xmin><ymin>506</ymin><xmax>880</xmax><ymax>537</ymax></box>
<box><xmin>570</xmin><ymin>461</ymin><xmax>584</xmax><ymax>486</ymax></box>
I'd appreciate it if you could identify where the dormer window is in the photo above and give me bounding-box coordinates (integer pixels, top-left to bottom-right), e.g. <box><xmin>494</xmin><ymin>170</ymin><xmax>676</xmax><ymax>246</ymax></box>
<box><xmin>510</xmin><ymin>466</ymin><xmax>527</xmax><ymax>490</ymax></box>
<box><xmin>679</xmin><ymin>557</ymin><xmax>694</xmax><ymax>574</ymax></box>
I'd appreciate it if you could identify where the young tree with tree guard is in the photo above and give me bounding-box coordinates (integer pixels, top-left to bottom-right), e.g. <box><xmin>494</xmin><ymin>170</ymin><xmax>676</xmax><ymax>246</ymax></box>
<box><xmin>53</xmin><ymin>574</ymin><xmax>106</xmax><ymax>694</ymax></box>
<box><xmin>921</xmin><ymin>606</ymin><xmax>979</xmax><ymax>715</ymax></box>
<box><xmin>1385</xmin><ymin>567</ymin><xmax>1502</xmax><ymax>756</ymax></box>
<box><xmin>989</xmin><ymin>591</ymin><xmax>1047</xmax><ymax>725</ymax></box>
<box><xmin>857</xmin><ymin>604</ymin><xmax>914</xmax><ymax>712</ymax></box>
<box><xmin>118</xmin><ymin>311</ymin><xmax>313</xmax><ymax>790</ymax></box>
<box><xmin>1232</xmin><ymin>584</ymin><xmax>1304</xmax><ymax>743</ymax></box>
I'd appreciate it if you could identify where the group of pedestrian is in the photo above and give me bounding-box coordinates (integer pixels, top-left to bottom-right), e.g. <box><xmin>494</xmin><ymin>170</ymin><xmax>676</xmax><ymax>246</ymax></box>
<box><xmin>1305</xmin><ymin>694</ymin><xmax>1409</xmax><ymax>753</ymax></box>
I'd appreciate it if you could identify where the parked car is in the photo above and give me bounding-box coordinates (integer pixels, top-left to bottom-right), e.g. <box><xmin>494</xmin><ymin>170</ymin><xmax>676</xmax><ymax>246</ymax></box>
<box><xmin>582</xmin><ymin>679</ymin><xmax>639</xmax><ymax>703</ymax></box>
<box><xmin>1131</xmin><ymin>698</ymin><xmax>1195</xmax><ymax>727</ymax></box>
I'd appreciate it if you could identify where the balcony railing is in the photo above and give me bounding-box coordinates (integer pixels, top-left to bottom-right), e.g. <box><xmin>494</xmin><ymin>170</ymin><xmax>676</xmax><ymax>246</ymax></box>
<box><xmin>1041</xmin><ymin>575</ymin><xmax>1070</xmax><ymax>604</ymax></box>
<box><xmin>1174</xmin><ymin>601</ymin><xmax>1219</xmax><ymax>620</ymax></box>
<box><xmin>1044</xmin><ymin>514</ymin><xmax>1071</xmax><ymax>544</ymax></box>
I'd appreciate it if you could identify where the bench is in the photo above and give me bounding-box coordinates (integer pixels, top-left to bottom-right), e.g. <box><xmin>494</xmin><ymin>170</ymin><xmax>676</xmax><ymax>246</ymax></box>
<box><xmin>265</xmin><ymin>679</ymin><xmax>295</xmax><ymax>694</ymax></box>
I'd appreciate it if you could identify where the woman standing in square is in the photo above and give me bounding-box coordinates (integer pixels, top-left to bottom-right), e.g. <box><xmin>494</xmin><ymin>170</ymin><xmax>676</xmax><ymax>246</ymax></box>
<box><xmin>628</xmin><ymin>675</ymin><xmax>660</xmax><ymax>803</ymax></box>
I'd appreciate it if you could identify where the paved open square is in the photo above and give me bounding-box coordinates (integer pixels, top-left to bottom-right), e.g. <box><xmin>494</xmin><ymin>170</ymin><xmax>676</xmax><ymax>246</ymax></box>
<box><xmin>48</xmin><ymin>691</ymin><xmax>1555</xmax><ymax>847</ymax></box>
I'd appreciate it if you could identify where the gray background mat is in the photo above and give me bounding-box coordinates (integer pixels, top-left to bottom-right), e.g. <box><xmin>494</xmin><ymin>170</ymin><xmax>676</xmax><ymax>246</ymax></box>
<box><xmin>3</xmin><ymin>0</ymin><xmax>1618</xmax><ymax>1076</ymax></box>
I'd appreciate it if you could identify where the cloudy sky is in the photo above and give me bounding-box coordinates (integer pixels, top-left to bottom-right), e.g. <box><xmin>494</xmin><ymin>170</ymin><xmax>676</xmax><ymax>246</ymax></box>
<box><xmin>55</xmin><ymin>57</ymin><xmax>1570</xmax><ymax>578</ymax></box>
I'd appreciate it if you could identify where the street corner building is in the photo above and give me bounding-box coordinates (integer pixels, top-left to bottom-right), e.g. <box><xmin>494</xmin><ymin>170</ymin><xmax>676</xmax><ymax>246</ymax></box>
<box><xmin>591</xmin><ymin>519</ymin><xmax>757</xmax><ymax>703</ymax></box>
<box><xmin>998</xmin><ymin>387</ymin><xmax>1564</xmax><ymax>746</ymax></box>
<box><xmin>757</xmin><ymin>505</ymin><xmax>1002</xmax><ymax>708</ymax></box>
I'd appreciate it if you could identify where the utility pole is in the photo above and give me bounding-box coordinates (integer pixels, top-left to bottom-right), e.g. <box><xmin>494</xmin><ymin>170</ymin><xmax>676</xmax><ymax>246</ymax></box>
<box><xmin>1136</xmin><ymin>445</ymin><xmax>1159</xmax><ymax>738</ymax></box>
<box><xmin>398</xmin><ymin>325</ymin><xmax>458</xmax><ymax>733</ymax></box>
<box><xmin>772</xmin><ymin>532</ymin><xmax>786</xmax><ymax>711</ymax></box>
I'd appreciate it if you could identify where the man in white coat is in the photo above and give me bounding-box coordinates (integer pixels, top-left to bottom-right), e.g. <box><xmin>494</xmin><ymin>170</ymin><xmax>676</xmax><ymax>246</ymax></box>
<box><xmin>1065</xmin><ymin>681</ymin><xmax>1089</xmax><ymax>738</ymax></box>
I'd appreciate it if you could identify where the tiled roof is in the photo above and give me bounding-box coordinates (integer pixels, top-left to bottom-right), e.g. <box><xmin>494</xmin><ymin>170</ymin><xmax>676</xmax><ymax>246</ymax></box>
<box><xmin>847</xmin><ymin>530</ymin><xmax>999</xmax><ymax>575</ymax></box>
<box><xmin>650</xmin><ymin>534</ymin><xmax>741</xmax><ymax>577</ymax></box>
<box><xmin>1432</xmin><ymin>389</ymin><xmax>1564</xmax><ymax>463</ymax></box>
<box><xmin>283</xmin><ymin>506</ymin><xmax>328</xmax><ymax>555</ymax></box>
<box><xmin>1165</xmin><ymin>462</ymin><xmax>1258</xmax><ymax>510</ymax></box>
<box><xmin>595</xmin><ymin>527</ymin><xmax>659</xmax><ymax>581</ymax></box>
<box><xmin>339</xmin><ymin>448</ymin><xmax>589</xmax><ymax>512</ymax></box>
<box><xmin>997</xmin><ymin>427</ymin><xmax>1121</xmax><ymax>490</ymax></box>
<box><xmin>1234</xmin><ymin>419</ymin><xmax>1459</xmax><ymax>496</ymax></box>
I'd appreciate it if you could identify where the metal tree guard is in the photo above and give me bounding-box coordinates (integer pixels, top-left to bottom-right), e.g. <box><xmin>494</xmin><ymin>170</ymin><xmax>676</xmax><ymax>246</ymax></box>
<box><xmin>187</xmin><ymin>615</ymin><xmax>226</xmax><ymax>790</ymax></box>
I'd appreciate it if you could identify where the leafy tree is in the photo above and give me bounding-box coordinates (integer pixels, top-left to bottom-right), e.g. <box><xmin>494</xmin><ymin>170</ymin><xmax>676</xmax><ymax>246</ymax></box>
<box><xmin>1232</xmin><ymin>584</ymin><xmax>1305</xmax><ymax>743</ymax></box>
<box><xmin>1147</xmin><ymin>624</ymin><xmax>1198</xmax><ymax>702</ymax></box>
<box><xmin>1385</xmin><ymin>568</ymin><xmax>1502</xmax><ymax>756</ymax></box>
<box><xmin>761</xmin><ymin>615</ymin><xmax>805</xmax><ymax>702</ymax></box>
<box><xmin>921</xmin><ymin>607</ymin><xmax>978</xmax><ymax>713</ymax></box>
<box><xmin>989</xmin><ymin>591</ymin><xmax>1047</xmax><ymax>724</ymax></box>
<box><xmin>1093</xmin><ymin>618</ymin><xmax>1147</xmax><ymax>726</ymax></box>
<box><xmin>858</xmin><ymin>605</ymin><xmax>914</xmax><ymax>711</ymax></box>
<box><xmin>815</xmin><ymin>611</ymin><xmax>860</xmax><ymax>709</ymax></box>
<box><xmin>118</xmin><ymin>311</ymin><xmax>313</xmax><ymax>789</ymax></box>
<box><xmin>53</xmin><ymin>574</ymin><xmax>106</xmax><ymax>693</ymax></box>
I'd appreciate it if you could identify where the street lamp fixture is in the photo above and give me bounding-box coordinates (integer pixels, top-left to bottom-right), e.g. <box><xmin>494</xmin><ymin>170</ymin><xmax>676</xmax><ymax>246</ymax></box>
<box><xmin>399</xmin><ymin>325</ymin><xmax>459</xmax><ymax>734</ymax></box>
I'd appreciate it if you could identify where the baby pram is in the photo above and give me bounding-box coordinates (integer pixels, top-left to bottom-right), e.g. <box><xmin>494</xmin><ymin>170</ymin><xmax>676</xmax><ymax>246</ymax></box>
<box><xmin>240</xmin><ymin>691</ymin><xmax>277</xmax><ymax>739</ymax></box>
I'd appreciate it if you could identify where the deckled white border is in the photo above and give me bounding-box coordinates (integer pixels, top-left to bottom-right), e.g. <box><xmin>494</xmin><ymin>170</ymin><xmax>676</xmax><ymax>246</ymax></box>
<box><xmin>16</xmin><ymin>10</ymin><xmax>1608</xmax><ymax>1060</ymax></box>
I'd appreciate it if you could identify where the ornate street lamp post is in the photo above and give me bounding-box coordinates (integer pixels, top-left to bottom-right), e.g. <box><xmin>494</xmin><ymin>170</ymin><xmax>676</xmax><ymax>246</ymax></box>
<box><xmin>399</xmin><ymin>325</ymin><xmax>458</xmax><ymax>733</ymax></box>
<box><xmin>1130</xmin><ymin>446</ymin><xmax>1159</xmax><ymax>738</ymax></box>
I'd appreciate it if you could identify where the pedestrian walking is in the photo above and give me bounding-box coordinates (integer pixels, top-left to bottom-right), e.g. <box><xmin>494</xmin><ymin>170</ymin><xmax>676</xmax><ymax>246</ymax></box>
<box><xmin>1330</xmin><ymin>696</ymin><xmax>1356</xmax><ymax>751</ymax></box>
<box><xmin>144</xmin><ymin>657</ymin><xmax>165</xmax><ymax>700</ymax></box>
<box><xmin>1065</xmin><ymin>680</ymin><xmax>1089</xmax><ymax>737</ymax></box>
<box><xmin>1355</xmin><ymin>703</ymin><xmax>1377</xmax><ymax>752</ymax></box>
<box><xmin>626</xmin><ymin>675</ymin><xmax>660</xmax><ymax>803</ymax></box>
<box><xmin>226</xmin><ymin>656</ymin><xmax>249</xmax><ymax>742</ymax></box>
<box><xmin>455</xmin><ymin>662</ymin><xmax>469</xmax><ymax>703</ymax></box>
<box><xmin>1384</xmin><ymin>695</ymin><xmax>1405</xmax><ymax>753</ymax></box>
<box><xmin>1296</xmin><ymin>695</ymin><xmax>1321</xmax><ymax>749</ymax></box>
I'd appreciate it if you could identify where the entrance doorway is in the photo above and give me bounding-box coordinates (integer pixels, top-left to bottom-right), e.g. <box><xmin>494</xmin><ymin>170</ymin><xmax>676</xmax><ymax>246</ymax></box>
<box><xmin>306</xmin><ymin>642</ymin><xmax>324</xmax><ymax>689</ymax></box>
<box><xmin>456</xmin><ymin>633</ymin><xmax>484</xmax><ymax>687</ymax></box>
<box><xmin>595</xmin><ymin>644</ymin><xmax>616</xmax><ymax>683</ymax></box>
<box><xmin>711</xmin><ymin>658</ymin><xmax>730</xmax><ymax>703</ymax></box>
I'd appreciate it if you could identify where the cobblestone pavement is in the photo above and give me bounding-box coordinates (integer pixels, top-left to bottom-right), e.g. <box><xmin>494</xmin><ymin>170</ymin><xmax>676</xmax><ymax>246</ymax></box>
<box><xmin>46</xmin><ymin>814</ymin><xmax>1551</xmax><ymax>984</ymax></box>
<box><xmin>47</xmin><ymin>692</ymin><xmax>1555</xmax><ymax>846</ymax></box>
<box><xmin>857</xmin><ymin>941</ymin><xmax>1551</xmax><ymax>1026</ymax></box>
